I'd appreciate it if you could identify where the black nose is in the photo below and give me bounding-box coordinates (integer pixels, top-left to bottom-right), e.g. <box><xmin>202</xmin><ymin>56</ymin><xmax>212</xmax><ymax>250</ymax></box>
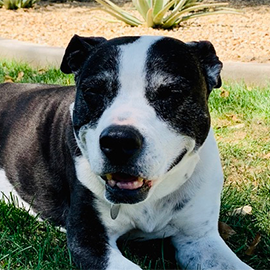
<box><xmin>99</xmin><ymin>125</ymin><xmax>143</xmax><ymax>164</ymax></box>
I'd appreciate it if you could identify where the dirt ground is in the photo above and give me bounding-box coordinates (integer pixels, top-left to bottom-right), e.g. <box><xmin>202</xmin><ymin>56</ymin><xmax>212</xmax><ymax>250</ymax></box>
<box><xmin>0</xmin><ymin>0</ymin><xmax>270</xmax><ymax>63</ymax></box>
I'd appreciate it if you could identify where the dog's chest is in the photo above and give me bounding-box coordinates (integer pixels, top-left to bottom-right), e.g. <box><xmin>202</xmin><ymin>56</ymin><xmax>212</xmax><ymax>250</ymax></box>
<box><xmin>96</xmin><ymin>198</ymin><xmax>181</xmax><ymax>240</ymax></box>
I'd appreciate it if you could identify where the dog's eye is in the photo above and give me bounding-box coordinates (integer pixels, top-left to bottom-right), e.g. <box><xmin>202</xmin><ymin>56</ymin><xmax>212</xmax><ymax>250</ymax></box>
<box><xmin>156</xmin><ymin>86</ymin><xmax>181</xmax><ymax>100</ymax></box>
<box><xmin>84</xmin><ymin>88</ymin><xmax>104</xmax><ymax>95</ymax></box>
<box><xmin>82</xmin><ymin>83</ymin><xmax>106</xmax><ymax>98</ymax></box>
<box><xmin>82</xmin><ymin>87</ymin><xmax>105</xmax><ymax>105</ymax></box>
<box><xmin>81</xmin><ymin>79</ymin><xmax>107</xmax><ymax>96</ymax></box>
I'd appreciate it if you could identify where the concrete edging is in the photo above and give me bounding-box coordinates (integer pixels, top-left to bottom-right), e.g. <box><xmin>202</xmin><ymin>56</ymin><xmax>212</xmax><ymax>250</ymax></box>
<box><xmin>221</xmin><ymin>61</ymin><xmax>270</xmax><ymax>87</ymax></box>
<box><xmin>0</xmin><ymin>38</ymin><xmax>64</xmax><ymax>68</ymax></box>
<box><xmin>0</xmin><ymin>38</ymin><xmax>269</xmax><ymax>87</ymax></box>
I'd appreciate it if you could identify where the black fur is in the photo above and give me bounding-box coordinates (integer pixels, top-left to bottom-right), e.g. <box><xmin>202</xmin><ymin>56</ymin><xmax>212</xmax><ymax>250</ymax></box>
<box><xmin>145</xmin><ymin>37</ymin><xmax>222</xmax><ymax>149</ymax></box>
<box><xmin>0</xmin><ymin>83</ymin><xmax>109</xmax><ymax>268</ymax></box>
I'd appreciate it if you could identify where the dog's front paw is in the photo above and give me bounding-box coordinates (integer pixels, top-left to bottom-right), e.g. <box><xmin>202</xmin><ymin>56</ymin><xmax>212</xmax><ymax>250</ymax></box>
<box><xmin>173</xmin><ymin>235</ymin><xmax>253</xmax><ymax>270</ymax></box>
<box><xmin>107</xmin><ymin>248</ymin><xmax>142</xmax><ymax>270</ymax></box>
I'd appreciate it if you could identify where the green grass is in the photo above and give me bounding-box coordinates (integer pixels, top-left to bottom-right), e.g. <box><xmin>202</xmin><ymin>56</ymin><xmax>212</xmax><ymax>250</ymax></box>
<box><xmin>0</xmin><ymin>61</ymin><xmax>74</xmax><ymax>85</ymax></box>
<box><xmin>0</xmin><ymin>196</ymin><xmax>74</xmax><ymax>270</ymax></box>
<box><xmin>209</xmin><ymin>84</ymin><xmax>270</xmax><ymax>269</ymax></box>
<box><xmin>0</xmin><ymin>60</ymin><xmax>270</xmax><ymax>269</ymax></box>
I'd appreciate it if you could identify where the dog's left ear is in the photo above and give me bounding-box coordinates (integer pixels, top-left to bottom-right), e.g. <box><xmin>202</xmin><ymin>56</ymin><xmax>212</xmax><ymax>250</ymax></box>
<box><xmin>188</xmin><ymin>41</ymin><xmax>223</xmax><ymax>91</ymax></box>
<box><xmin>60</xmin><ymin>34</ymin><xmax>107</xmax><ymax>74</ymax></box>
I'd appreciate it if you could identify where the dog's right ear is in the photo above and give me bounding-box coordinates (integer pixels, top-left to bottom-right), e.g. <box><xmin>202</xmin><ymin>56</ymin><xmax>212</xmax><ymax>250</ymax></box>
<box><xmin>60</xmin><ymin>35</ymin><xmax>107</xmax><ymax>74</ymax></box>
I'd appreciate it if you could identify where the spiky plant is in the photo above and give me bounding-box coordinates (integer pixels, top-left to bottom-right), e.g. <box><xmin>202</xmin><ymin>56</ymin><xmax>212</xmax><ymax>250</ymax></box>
<box><xmin>3</xmin><ymin>0</ymin><xmax>37</xmax><ymax>9</ymax></box>
<box><xmin>94</xmin><ymin>0</ymin><xmax>241</xmax><ymax>29</ymax></box>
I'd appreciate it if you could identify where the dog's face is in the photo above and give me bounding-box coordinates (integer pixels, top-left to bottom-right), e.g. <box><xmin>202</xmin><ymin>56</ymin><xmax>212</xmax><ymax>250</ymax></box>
<box><xmin>61</xmin><ymin>35</ymin><xmax>222</xmax><ymax>205</ymax></box>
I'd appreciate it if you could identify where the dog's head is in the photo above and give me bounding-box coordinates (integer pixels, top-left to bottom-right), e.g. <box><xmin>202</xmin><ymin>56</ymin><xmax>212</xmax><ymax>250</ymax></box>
<box><xmin>61</xmin><ymin>35</ymin><xmax>222</xmax><ymax>205</ymax></box>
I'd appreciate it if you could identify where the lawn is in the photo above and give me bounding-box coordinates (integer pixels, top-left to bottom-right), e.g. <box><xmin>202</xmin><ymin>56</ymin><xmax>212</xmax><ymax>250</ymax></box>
<box><xmin>0</xmin><ymin>60</ymin><xmax>269</xmax><ymax>269</ymax></box>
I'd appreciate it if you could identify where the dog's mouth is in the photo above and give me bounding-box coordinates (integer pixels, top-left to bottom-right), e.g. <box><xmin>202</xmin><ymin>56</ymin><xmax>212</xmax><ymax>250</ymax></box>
<box><xmin>101</xmin><ymin>173</ymin><xmax>153</xmax><ymax>204</ymax></box>
<box><xmin>102</xmin><ymin>173</ymin><xmax>152</xmax><ymax>190</ymax></box>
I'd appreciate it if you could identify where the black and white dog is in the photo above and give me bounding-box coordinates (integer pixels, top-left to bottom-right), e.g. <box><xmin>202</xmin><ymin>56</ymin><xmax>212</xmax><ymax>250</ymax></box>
<box><xmin>0</xmin><ymin>35</ymin><xmax>252</xmax><ymax>270</ymax></box>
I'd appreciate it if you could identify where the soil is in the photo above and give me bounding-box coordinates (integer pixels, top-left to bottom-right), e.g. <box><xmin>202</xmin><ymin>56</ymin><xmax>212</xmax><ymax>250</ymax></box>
<box><xmin>0</xmin><ymin>0</ymin><xmax>270</xmax><ymax>63</ymax></box>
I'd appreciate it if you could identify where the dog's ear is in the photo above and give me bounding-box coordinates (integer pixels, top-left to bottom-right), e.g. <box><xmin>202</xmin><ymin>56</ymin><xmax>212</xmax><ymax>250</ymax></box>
<box><xmin>60</xmin><ymin>35</ymin><xmax>107</xmax><ymax>74</ymax></box>
<box><xmin>188</xmin><ymin>41</ymin><xmax>223</xmax><ymax>91</ymax></box>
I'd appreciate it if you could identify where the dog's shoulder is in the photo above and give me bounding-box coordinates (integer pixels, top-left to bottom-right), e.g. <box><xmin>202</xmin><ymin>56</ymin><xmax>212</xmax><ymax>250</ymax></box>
<box><xmin>0</xmin><ymin>82</ymin><xmax>75</xmax><ymax>103</ymax></box>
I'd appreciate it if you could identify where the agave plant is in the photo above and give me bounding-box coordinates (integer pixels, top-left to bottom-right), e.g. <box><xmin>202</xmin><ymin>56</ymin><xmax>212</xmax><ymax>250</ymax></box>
<box><xmin>3</xmin><ymin>0</ymin><xmax>37</xmax><ymax>9</ymax></box>
<box><xmin>94</xmin><ymin>0</ymin><xmax>241</xmax><ymax>28</ymax></box>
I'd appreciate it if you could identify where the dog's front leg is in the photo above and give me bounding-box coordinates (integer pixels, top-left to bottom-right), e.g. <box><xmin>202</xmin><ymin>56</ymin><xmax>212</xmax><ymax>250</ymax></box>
<box><xmin>172</xmin><ymin>232</ymin><xmax>253</xmax><ymax>270</ymax></box>
<box><xmin>66</xmin><ymin>185</ymin><xmax>142</xmax><ymax>270</ymax></box>
<box><xmin>106</xmin><ymin>243</ymin><xmax>143</xmax><ymax>270</ymax></box>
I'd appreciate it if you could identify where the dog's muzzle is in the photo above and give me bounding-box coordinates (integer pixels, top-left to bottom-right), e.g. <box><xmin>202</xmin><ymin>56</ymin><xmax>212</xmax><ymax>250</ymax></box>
<box><xmin>100</xmin><ymin>125</ymin><xmax>143</xmax><ymax>165</ymax></box>
<box><xmin>99</xmin><ymin>125</ymin><xmax>152</xmax><ymax>204</ymax></box>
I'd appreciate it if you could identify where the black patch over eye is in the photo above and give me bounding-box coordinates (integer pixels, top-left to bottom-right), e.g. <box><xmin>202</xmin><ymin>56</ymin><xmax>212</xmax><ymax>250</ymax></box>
<box><xmin>145</xmin><ymin>38</ymin><xmax>211</xmax><ymax>147</ymax></box>
<box><xmin>82</xmin><ymin>91</ymin><xmax>101</xmax><ymax>109</ymax></box>
<box><xmin>84</xmin><ymin>87</ymin><xmax>104</xmax><ymax>95</ymax></box>
<box><xmin>83</xmin><ymin>81</ymin><xmax>106</xmax><ymax>94</ymax></box>
<box><xmin>155</xmin><ymin>85</ymin><xmax>183</xmax><ymax>100</ymax></box>
<box><xmin>83</xmin><ymin>89</ymin><xmax>101</xmax><ymax>101</ymax></box>
<box><xmin>82</xmin><ymin>81</ymin><xmax>107</xmax><ymax>102</ymax></box>
<box><xmin>72</xmin><ymin>44</ymin><xmax>120</xmax><ymax>130</ymax></box>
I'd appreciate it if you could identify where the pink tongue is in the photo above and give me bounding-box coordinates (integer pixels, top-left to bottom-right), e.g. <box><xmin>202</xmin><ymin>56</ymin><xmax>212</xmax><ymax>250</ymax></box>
<box><xmin>116</xmin><ymin>180</ymin><xmax>144</xmax><ymax>190</ymax></box>
<box><xmin>110</xmin><ymin>173</ymin><xmax>144</xmax><ymax>190</ymax></box>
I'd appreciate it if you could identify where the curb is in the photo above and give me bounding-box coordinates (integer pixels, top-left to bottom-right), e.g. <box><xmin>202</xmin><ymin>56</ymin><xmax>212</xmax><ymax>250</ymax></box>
<box><xmin>0</xmin><ymin>38</ymin><xmax>269</xmax><ymax>87</ymax></box>
<box><xmin>0</xmin><ymin>38</ymin><xmax>64</xmax><ymax>68</ymax></box>
<box><xmin>221</xmin><ymin>61</ymin><xmax>270</xmax><ymax>87</ymax></box>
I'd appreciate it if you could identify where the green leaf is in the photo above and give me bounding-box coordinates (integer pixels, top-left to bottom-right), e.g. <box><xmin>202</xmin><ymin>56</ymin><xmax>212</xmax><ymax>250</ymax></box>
<box><xmin>163</xmin><ymin>0</ymin><xmax>187</xmax><ymax>23</ymax></box>
<box><xmin>99</xmin><ymin>8</ymin><xmax>142</xmax><ymax>26</ymax></box>
<box><xmin>147</xmin><ymin>0</ymin><xmax>153</xmax><ymax>7</ymax></box>
<box><xmin>101</xmin><ymin>9</ymin><xmax>141</xmax><ymax>26</ymax></box>
<box><xmin>163</xmin><ymin>12</ymin><xmax>181</xmax><ymax>28</ymax></box>
<box><xmin>94</xmin><ymin>0</ymin><xmax>242</xmax><ymax>29</ymax></box>
<box><xmin>95</xmin><ymin>0</ymin><xmax>142</xmax><ymax>25</ymax></box>
<box><xmin>171</xmin><ymin>0</ymin><xmax>188</xmax><ymax>13</ymax></box>
<box><xmin>152</xmin><ymin>0</ymin><xmax>164</xmax><ymax>16</ymax></box>
<box><xmin>163</xmin><ymin>2</ymin><xmax>241</xmax><ymax>28</ymax></box>
<box><xmin>153</xmin><ymin>0</ymin><xmax>176</xmax><ymax>25</ymax></box>
<box><xmin>3</xmin><ymin>0</ymin><xmax>36</xmax><ymax>9</ymax></box>
<box><xmin>181</xmin><ymin>9</ymin><xmax>243</xmax><ymax>23</ymax></box>
<box><xmin>134</xmin><ymin>0</ymin><xmax>151</xmax><ymax>20</ymax></box>
<box><xmin>146</xmin><ymin>8</ymin><xmax>154</xmax><ymax>27</ymax></box>
<box><xmin>176</xmin><ymin>2</ymin><xmax>230</xmax><ymax>16</ymax></box>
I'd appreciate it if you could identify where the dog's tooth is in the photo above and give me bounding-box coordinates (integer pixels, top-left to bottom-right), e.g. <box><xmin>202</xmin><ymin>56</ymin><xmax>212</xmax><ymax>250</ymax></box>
<box><xmin>108</xmin><ymin>180</ymin><xmax>116</xmax><ymax>187</ymax></box>
<box><xmin>110</xmin><ymin>204</ymin><xmax>120</xmax><ymax>220</ymax></box>
<box><xmin>106</xmin><ymin>174</ymin><xmax>112</xmax><ymax>180</ymax></box>
<box><xmin>135</xmin><ymin>180</ymin><xmax>144</xmax><ymax>188</ymax></box>
<box><xmin>138</xmin><ymin>177</ymin><xmax>144</xmax><ymax>182</ymax></box>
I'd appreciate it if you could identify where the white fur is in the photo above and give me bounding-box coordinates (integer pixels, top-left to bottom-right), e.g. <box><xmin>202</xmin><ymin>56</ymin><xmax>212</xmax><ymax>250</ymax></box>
<box><xmin>107</xmin><ymin>246</ymin><xmax>142</xmax><ymax>270</ymax></box>
<box><xmin>93</xmin><ymin>129</ymin><xmax>220</xmax><ymax>239</ymax></box>
<box><xmin>92</xmin><ymin>130</ymin><xmax>252</xmax><ymax>270</ymax></box>
<box><xmin>0</xmin><ymin>169</ymin><xmax>39</xmax><ymax>217</ymax></box>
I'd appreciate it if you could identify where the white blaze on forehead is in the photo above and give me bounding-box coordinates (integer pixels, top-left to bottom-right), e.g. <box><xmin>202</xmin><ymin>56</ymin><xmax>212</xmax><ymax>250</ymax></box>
<box><xmin>101</xmin><ymin>36</ymin><xmax>163</xmax><ymax>127</ymax></box>
<box><xmin>118</xmin><ymin>36</ymin><xmax>163</xmax><ymax>97</ymax></box>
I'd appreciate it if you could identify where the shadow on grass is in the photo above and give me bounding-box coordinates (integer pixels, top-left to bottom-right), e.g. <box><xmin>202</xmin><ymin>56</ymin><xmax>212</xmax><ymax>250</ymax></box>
<box><xmin>118</xmin><ymin>237</ymin><xmax>180</xmax><ymax>270</ymax></box>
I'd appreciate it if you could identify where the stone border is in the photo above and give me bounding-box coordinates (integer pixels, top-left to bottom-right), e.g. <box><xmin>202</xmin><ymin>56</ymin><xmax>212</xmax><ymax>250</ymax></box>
<box><xmin>0</xmin><ymin>38</ymin><xmax>64</xmax><ymax>68</ymax></box>
<box><xmin>222</xmin><ymin>61</ymin><xmax>270</xmax><ymax>87</ymax></box>
<box><xmin>0</xmin><ymin>38</ymin><xmax>269</xmax><ymax>87</ymax></box>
